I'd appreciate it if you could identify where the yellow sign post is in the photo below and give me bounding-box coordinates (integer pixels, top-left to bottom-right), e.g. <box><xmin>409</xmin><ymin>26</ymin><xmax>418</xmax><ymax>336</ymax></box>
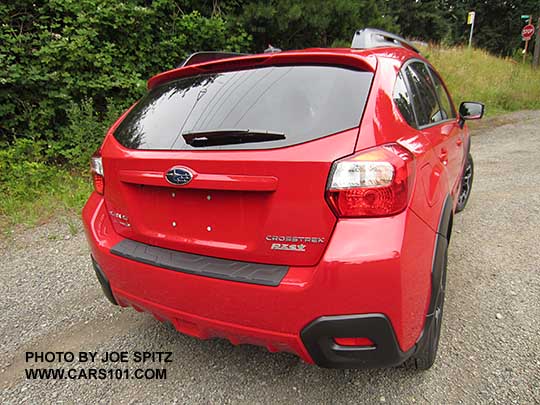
<box><xmin>467</xmin><ymin>11</ymin><xmax>476</xmax><ymax>47</ymax></box>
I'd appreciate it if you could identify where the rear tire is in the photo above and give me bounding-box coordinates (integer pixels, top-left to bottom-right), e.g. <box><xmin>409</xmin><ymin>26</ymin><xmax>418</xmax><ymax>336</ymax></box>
<box><xmin>456</xmin><ymin>153</ymin><xmax>474</xmax><ymax>213</ymax></box>
<box><xmin>405</xmin><ymin>237</ymin><xmax>448</xmax><ymax>371</ymax></box>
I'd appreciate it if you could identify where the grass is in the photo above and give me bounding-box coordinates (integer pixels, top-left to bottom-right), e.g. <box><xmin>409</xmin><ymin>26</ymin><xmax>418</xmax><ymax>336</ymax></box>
<box><xmin>425</xmin><ymin>45</ymin><xmax>540</xmax><ymax>116</ymax></box>
<box><xmin>1</xmin><ymin>45</ymin><xmax>539</xmax><ymax>230</ymax></box>
<box><xmin>0</xmin><ymin>167</ymin><xmax>92</xmax><ymax>235</ymax></box>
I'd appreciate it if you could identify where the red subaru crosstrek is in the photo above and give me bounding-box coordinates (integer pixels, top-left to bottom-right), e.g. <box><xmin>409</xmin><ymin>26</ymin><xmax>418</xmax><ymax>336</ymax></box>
<box><xmin>83</xmin><ymin>29</ymin><xmax>483</xmax><ymax>369</ymax></box>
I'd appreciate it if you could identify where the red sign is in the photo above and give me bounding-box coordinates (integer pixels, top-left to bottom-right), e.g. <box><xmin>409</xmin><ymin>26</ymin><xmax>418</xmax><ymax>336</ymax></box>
<box><xmin>522</xmin><ymin>24</ymin><xmax>535</xmax><ymax>41</ymax></box>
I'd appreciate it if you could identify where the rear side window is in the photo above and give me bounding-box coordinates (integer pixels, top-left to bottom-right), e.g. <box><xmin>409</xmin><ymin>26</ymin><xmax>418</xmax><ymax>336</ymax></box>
<box><xmin>429</xmin><ymin>67</ymin><xmax>456</xmax><ymax>119</ymax></box>
<box><xmin>114</xmin><ymin>66</ymin><xmax>374</xmax><ymax>150</ymax></box>
<box><xmin>393</xmin><ymin>72</ymin><xmax>416</xmax><ymax>127</ymax></box>
<box><xmin>405</xmin><ymin>62</ymin><xmax>443</xmax><ymax>126</ymax></box>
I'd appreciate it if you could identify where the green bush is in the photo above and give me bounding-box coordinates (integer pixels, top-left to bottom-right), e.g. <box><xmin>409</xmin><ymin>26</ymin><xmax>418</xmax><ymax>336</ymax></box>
<box><xmin>0</xmin><ymin>138</ymin><xmax>92</xmax><ymax>228</ymax></box>
<box><xmin>0</xmin><ymin>1</ymin><xmax>252</xmax><ymax>227</ymax></box>
<box><xmin>48</xmin><ymin>98</ymin><xmax>127</xmax><ymax>167</ymax></box>
<box><xmin>0</xmin><ymin>0</ymin><xmax>250</xmax><ymax>154</ymax></box>
<box><xmin>0</xmin><ymin>138</ymin><xmax>52</xmax><ymax>193</ymax></box>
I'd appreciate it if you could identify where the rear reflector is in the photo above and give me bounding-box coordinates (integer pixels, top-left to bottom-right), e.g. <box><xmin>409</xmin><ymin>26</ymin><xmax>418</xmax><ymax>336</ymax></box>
<box><xmin>92</xmin><ymin>172</ymin><xmax>104</xmax><ymax>195</ymax></box>
<box><xmin>326</xmin><ymin>143</ymin><xmax>414</xmax><ymax>217</ymax></box>
<box><xmin>334</xmin><ymin>337</ymin><xmax>375</xmax><ymax>347</ymax></box>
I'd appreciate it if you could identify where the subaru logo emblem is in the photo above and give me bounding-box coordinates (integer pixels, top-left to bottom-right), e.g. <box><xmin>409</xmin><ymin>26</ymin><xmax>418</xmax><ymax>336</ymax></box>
<box><xmin>165</xmin><ymin>167</ymin><xmax>193</xmax><ymax>185</ymax></box>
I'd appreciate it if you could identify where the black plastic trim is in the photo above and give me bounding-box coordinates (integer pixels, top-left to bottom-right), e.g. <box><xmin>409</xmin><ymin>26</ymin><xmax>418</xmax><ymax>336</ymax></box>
<box><xmin>427</xmin><ymin>233</ymin><xmax>448</xmax><ymax>316</ymax></box>
<box><xmin>409</xmin><ymin>194</ymin><xmax>453</xmax><ymax>360</ymax></box>
<box><xmin>301</xmin><ymin>314</ymin><xmax>414</xmax><ymax>368</ymax></box>
<box><xmin>91</xmin><ymin>256</ymin><xmax>118</xmax><ymax>305</ymax></box>
<box><xmin>426</xmin><ymin>195</ymin><xmax>452</xmax><ymax>317</ymax></box>
<box><xmin>437</xmin><ymin>195</ymin><xmax>453</xmax><ymax>239</ymax></box>
<box><xmin>460</xmin><ymin>137</ymin><xmax>472</xmax><ymax>175</ymax></box>
<box><xmin>110</xmin><ymin>239</ymin><xmax>289</xmax><ymax>287</ymax></box>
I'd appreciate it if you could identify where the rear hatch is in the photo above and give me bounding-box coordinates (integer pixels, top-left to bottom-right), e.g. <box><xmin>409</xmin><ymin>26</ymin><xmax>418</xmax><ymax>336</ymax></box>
<box><xmin>102</xmin><ymin>64</ymin><xmax>373</xmax><ymax>266</ymax></box>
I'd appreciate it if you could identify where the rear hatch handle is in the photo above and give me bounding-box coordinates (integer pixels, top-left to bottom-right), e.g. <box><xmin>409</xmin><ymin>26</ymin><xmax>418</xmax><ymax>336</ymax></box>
<box><xmin>118</xmin><ymin>169</ymin><xmax>278</xmax><ymax>192</ymax></box>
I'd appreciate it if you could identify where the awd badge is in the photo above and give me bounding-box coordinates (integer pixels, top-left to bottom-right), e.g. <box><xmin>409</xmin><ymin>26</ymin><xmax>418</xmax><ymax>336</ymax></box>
<box><xmin>270</xmin><ymin>243</ymin><xmax>306</xmax><ymax>252</ymax></box>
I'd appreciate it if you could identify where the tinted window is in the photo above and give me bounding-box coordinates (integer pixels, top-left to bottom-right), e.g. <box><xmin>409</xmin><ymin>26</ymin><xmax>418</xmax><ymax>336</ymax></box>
<box><xmin>430</xmin><ymin>68</ymin><xmax>456</xmax><ymax>119</ymax></box>
<box><xmin>405</xmin><ymin>62</ymin><xmax>443</xmax><ymax>126</ymax></box>
<box><xmin>393</xmin><ymin>72</ymin><xmax>416</xmax><ymax>127</ymax></box>
<box><xmin>114</xmin><ymin>66</ymin><xmax>373</xmax><ymax>150</ymax></box>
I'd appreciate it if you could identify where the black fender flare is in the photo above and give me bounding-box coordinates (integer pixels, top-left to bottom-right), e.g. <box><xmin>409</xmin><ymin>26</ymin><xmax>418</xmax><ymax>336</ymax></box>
<box><xmin>415</xmin><ymin>195</ymin><xmax>452</xmax><ymax>352</ymax></box>
<box><xmin>459</xmin><ymin>134</ymin><xmax>472</xmax><ymax>177</ymax></box>
<box><xmin>428</xmin><ymin>195</ymin><xmax>452</xmax><ymax>315</ymax></box>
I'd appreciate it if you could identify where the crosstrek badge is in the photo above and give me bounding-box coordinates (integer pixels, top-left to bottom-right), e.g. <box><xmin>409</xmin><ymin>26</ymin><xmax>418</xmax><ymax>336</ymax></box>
<box><xmin>265</xmin><ymin>235</ymin><xmax>325</xmax><ymax>243</ymax></box>
<box><xmin>266</xmin><ymin>235</ymin><xmax>325</xmax><ymax>252</ymax></box>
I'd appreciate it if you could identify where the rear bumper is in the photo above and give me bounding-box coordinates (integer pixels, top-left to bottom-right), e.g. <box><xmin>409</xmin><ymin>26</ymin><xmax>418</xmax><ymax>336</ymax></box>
<box><xmin>92</xmin><ymin>257</ymin><xmax>413</xmax><ymax>367</ymax></box>
<box><xmin>83</xmin><ymin>192</ymin><xmax>435</xmax><ymax>368</ymax></box>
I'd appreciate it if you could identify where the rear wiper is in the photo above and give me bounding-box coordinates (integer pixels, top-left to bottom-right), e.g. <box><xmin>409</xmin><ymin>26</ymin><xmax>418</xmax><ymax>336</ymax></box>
<box><xmin>182</xmin><ymin>129</ymin><xmax>286</xmax><ymax>147</ymax></box>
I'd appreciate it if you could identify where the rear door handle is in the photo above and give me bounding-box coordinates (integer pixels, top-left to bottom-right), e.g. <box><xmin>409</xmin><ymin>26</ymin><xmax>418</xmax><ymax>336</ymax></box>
<box><xmin>439</xmin><ymin>148</ymin><xmax>448</xmax><ymax>165</ymax></box>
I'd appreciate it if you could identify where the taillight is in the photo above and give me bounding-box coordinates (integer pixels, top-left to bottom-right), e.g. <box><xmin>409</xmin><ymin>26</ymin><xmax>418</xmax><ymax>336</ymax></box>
<box><xmin>90</xmin><ymin>152</ymin><xmax>104</xmax><ymax>195</ymax></box>
<box><xmin>326</xmin><ymin>143</ymin><xmax>414</xmax><ymax>217</ymax></box>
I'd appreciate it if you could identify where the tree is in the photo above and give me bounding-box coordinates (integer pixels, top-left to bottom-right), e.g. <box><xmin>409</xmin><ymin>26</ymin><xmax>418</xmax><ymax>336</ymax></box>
<box><xmin>385</xmin><ymin>0</ymin><xmax>539</xmax><ymax>55</ymax></box>
<box><xmin>232</xmin><ymin>0</ymin><xmax>397</xmax><ymax>51</ymax></box>
<box><xmin>385</xmin><ymin>0</ymin><xmax>452</xmax><ymax>42</ymax></box>
<box><xmin>451</xmin><ymin>0</ymin><xmax>539</xmax><ymax>55</ymax></box>
<box><xmin>0</xmin><ymin>0</ymin><xmax>250</xmax><ymax>154</ymax></box>
<box><xmin>433</xmin><ymin>0</ymin><xmax>540</xmax><ymax>55</ymax></box>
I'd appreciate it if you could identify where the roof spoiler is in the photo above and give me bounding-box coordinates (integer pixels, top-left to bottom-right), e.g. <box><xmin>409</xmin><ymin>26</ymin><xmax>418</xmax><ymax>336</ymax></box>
<box><xmin>351</xmin><ymin>28</ymin><xmax>420</xmax><ymax>54</ymax></box>
<box><xmin>178</xmin><ymin>51</ymin><xmax>250</xmax><ymax>68</ymax></box>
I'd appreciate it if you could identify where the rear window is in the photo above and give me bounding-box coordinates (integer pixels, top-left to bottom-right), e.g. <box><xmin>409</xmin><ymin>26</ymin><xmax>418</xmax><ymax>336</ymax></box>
<box><xmin>114</xmin><ymin>65</ymin><xmax>373</xmax><ymax>150</ymax></box>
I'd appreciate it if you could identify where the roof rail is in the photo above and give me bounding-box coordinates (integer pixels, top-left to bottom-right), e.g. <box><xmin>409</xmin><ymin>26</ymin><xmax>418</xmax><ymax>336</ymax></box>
<box><xmin>178</xmin><ymin>51</ymin><xmax>250</xmax><ymax>68</ymax></box>
<box><xmin>351</xmin><ymin>28</ymin><xmax>420</xmax><ymax>54</ymax></box>
<box><xmin>264</xmin><ymin>45</ymin><xmax>282</xmax><ymax>53</ymax></box>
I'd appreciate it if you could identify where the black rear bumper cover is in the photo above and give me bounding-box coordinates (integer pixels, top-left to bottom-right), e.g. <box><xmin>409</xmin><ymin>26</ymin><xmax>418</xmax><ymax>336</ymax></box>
<box><xmin>301</xmin><ymin>313</ymin><xmax>414</xmax><ymax>368</ymax></box>
<box><xmin>110</xmin><ymin>238</ymin><xmax>289</xmax><ymax>287</ymax></box>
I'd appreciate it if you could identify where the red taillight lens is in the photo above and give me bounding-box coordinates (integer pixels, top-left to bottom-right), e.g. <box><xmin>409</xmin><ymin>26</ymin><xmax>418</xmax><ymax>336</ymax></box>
<box><xmin>334</xmin><ymin>337</ymin><xmax>375</xmax><ymax>347</ymax></box>
<box><xmin>326</xmin><ymin>143</ymin><xmax>414</xmax><ymax>217</ymax></box>
<box><xmin>90</xmin><ymin>153</ymin><xmax>104</xmax><ymax>195</ymax></box>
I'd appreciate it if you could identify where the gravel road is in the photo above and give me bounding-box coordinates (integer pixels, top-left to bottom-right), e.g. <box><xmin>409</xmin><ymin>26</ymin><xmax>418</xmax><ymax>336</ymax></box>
<box><xmin>1</xmin><ymin>111</ymin><xmax>539</xmax><ymax>404</ymax></box>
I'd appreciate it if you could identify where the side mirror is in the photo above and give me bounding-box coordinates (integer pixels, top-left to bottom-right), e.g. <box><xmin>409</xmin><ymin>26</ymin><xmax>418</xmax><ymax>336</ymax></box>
<box><xmin>458</xmin><ymin>102</ymin><xmax>484</xmax><ymax>128</ymax></box>
<box><xmin>459</xmin><ymin>102</ymin><xmax>485</xmax><ymax>121</ymax></box>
